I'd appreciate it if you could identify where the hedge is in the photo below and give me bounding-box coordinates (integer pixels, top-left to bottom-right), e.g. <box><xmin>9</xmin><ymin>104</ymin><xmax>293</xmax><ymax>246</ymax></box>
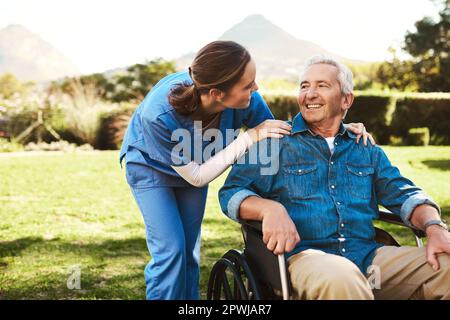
<box><xmin>90</xmin><ymin>92</ymin><xmax>450</xmax><ymax>149</ymax></box>
<box><xmin>390</xmin><ymin>97</ymin><xmax>450</xmax><ymax>145</ymax></box>
<box><xmin>96</xmin><ymin>103</ymin><xmax>136</xmax><ymax>150</ymax></box>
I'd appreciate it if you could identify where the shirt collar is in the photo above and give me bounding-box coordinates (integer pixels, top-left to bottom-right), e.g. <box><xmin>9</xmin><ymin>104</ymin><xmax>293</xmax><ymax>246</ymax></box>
<box><xmin>291</xmin><ymin>112</ymin><xmax>357</xmax><ymax>139</ymax></box>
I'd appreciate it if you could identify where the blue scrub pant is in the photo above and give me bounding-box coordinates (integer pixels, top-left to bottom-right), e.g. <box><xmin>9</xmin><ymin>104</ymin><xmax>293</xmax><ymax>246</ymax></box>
<box><xmin>127</xmin><ymin>167</ymin><xmax>208</xmax><ymax>300</ymax></box>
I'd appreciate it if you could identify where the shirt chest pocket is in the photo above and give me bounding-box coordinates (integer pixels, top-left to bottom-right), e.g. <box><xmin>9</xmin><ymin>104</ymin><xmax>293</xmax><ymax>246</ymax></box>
<box><xmin>346</xmin><ymin>164</ymin><xmax>374</xmax><ymax>200</ymax></box>
<box><xmin>282</xmin><ymin>163</ymin><xmax>319</xmax><ymax>201</ymax></box>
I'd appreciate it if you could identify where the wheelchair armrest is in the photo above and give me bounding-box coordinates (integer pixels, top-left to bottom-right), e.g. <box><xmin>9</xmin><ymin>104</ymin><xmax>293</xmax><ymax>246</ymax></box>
<box><xmin>240</xmin><ymin>209</ymin><xmax>429</xmax><ymax>242</ymax></box>
<box><xmin>241</xmin><ymin>210</ymin><xmax>429</xmax><ymax>239</ymax></box>
<box><xmin>377</xmin><ymin>209</ymin><xmax>426</xmax><ymax>238</ymax></box>
<box><xmin>240</xmin><ymin>219</ymin><xmax>263</xmax><ymax>233</ymax></box>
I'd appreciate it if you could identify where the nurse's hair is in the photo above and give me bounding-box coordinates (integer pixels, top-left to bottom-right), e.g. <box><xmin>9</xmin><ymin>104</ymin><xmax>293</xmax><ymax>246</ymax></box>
<box><xmin>169</xmin><ymin>41</ymin><xmax>251</xmax><ymax>115</ymax></box>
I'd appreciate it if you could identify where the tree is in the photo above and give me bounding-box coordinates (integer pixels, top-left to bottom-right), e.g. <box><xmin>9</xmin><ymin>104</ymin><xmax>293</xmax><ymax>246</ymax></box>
<box><xmin>49</xmin><ymin>73</ymin><xmax>114</xmax><ymax>100</ymax></box>
<box><xmin>0</xmin><ymin>73</ymin><xmax>34</xmax><ymax>99</ymax></box>
<box><xmin>375</xmin><ymin>1</ymin><xmax>449</xmax><ymax>92</ymax></box>
<box><xmin>112</xmin><ymin>58</ymin><xmax>176</xmax><ymax>102</ymax></box>
<box><xmin>403</xmin><ymin>1</ymin><xmax>449</xmax><ymax>91</ymax></box>
<box><xmin>48</xmin><ymin>58</ymin><xmax>176</xmax><ymax>103</ymax></box>
<box><xmin>375</xmin><ymin>48</ymin><xmax>419</xmax><ymax>91</ymax></box>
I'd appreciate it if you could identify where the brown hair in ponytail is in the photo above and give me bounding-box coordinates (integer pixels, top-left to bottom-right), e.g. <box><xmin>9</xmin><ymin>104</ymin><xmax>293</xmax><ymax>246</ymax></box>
<box><xmin>169</xmin><ymin>41</ymin><xmax>251</xmax><ymax>116</ymax></box>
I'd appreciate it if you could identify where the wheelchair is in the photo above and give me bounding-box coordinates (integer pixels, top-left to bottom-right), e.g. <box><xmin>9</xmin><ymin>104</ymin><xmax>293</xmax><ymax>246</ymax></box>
<box><xmin>206</xmin><ymin>209</ymin><xmax>427</xmax><ymax>300</ymax></box>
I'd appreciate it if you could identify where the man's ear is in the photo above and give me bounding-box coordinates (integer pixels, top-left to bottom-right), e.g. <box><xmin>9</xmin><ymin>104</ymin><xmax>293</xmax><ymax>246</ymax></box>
<box><xmin>209</xmin><ymin>88</ymin><xmax>225</xmax><ymax>103</ymax></box>
<box><xmin>341</xmin><ymin>93</ymin><xmax>354</xmax><ymax>119</ymax></box>
<box><xmin>342</xmin><ymin>92</ymin><xmax>354</xmax><ymax>111</ymax></box>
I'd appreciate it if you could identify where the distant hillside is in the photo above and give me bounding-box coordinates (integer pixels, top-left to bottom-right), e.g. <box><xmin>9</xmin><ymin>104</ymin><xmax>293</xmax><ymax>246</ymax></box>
<box><xmin>176</xmin><ymin>14</ymin><xmax>366</xmax><ymax>80</ymax></box>
<box><xmin>0</xmin><ymin>24</ymin><xmax>79</xmax><ymax>82</ymax></box>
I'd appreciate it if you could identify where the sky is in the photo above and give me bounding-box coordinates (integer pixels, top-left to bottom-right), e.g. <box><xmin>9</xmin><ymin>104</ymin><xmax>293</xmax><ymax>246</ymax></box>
<box><xmin>0</xmin><ymin>0</ymin><xmax>441</xmax><ymax>74</ymax></box>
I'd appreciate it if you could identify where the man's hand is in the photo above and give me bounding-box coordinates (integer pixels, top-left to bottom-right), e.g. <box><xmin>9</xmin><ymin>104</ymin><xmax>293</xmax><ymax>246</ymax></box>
<box><xmin>260</xmin><ymin>202</ymin><xmax>301</xmax><ymax>255</ymax></box>
<box><xmin>425</xmin><ymin>225</ymin><xmax>450</xmax><ymax>271</ymax></box>
<box><xmin>409</xmin><ymin>204</ymin><xmax>449</xmax><ymax>271</ymax></box>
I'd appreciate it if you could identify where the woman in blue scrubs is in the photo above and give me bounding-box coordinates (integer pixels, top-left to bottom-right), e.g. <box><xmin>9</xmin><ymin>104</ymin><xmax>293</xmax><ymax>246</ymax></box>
<box><xmin>120</xmin><ymin>41</ymin><xmax>372</xmax><ymax>300</ymax></box>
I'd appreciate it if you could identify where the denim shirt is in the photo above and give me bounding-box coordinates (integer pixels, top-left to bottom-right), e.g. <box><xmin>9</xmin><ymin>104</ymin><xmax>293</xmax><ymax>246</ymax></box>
<box><xmin>219</xmin><ymin>113</ymin><xmax>440</xmax><ymax>275</ymax></box>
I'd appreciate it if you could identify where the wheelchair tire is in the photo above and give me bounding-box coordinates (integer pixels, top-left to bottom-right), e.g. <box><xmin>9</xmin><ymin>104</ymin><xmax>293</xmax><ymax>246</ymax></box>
<box><xmin>207</xmin><ymin>249</ymin><xmax>262</xmax><ymax>300</ymax></box>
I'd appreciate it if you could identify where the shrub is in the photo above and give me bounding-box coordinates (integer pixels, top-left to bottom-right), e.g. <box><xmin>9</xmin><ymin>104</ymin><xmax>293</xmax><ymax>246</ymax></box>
<box><xmin>390</xmin><ymin>95</ymin><xmax>450</xmax><ymax>145</ymax></box>
<box><xmin>388</xmin><ymin>135</ymin><xmax>405</xmax><ymax>146</ymax></box>
<box><xmin>345</xmin><ymin>93</ymin><xmax>396</xmax><ymax>144</ymax></box>
<box><xmin>261</xmin><ymin>91</ymin><xmax>450</xmax><ymax>145</ymax></box>
<box><xmin>96</xmin><ymin>102</ymin><xmax>136</xmax><ymax>150</ymax></box>
<box><xmin>262</xmin><ymin>94</ymin><xmax>299</xmax><ymax>121</ymax></box>
<box><xmin>0</xmin><ymin>138</ymin><xmax>23</xmax><ymax>152</ymax></box>
<box><xmin>57</xmin><ymin>80</ymin><xmax>120</xmax><ymax>146</ymax></box>
<box><xmin>81</xmin><ymin>91</ymin><xmax>450</xmax><ymax>148</ymax></box>
<box><xmin>408</xmin><ymin>127</ymin><xmax>430</xmax><ymax>146</ymax></box>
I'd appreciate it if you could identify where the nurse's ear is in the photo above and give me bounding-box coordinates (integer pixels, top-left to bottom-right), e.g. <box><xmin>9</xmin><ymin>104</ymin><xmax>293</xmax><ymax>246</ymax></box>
<box><xmin>209</xmin><ymin>88</ymin><xmax>225</xmax><ymax>104</ymax></box>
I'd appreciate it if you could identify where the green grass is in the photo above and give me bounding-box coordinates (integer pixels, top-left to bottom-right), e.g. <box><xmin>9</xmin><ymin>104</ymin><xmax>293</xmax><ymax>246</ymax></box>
<box><xmin>0</xmin><ymin>147</ymin><xmax>449</xmax><ymax>299</ymax></box>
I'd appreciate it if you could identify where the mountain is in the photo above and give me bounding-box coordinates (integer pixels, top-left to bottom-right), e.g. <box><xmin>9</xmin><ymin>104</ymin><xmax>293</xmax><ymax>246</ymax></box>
<box><xmin>176</xmin><ymin>14</ymin><xmax>364</xmax><ymax>80</ymax></box>
<box><xmin>0</xmin><ymin>24</ymin><xmax>79</xmax><ymax>82</ymax></box>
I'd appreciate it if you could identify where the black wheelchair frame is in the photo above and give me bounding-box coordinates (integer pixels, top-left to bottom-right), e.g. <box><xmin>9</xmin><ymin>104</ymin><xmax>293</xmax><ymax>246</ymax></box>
<box><xmin>206</xmin><ymin>209</ymin><xmax>427</xmax><ymax>300</ymax></box>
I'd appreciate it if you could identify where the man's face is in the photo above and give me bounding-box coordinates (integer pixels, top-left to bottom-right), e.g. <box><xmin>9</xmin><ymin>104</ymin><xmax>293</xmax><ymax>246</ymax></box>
<box><xmin>298</xmin><ymin>63</ymin><xmax>347</xmax><ymax>127</ymax></box>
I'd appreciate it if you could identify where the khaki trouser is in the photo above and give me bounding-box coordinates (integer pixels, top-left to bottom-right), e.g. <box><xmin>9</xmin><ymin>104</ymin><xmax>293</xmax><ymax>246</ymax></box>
<box><xmin>287</xmin><ymin>246</ymin><xmax>450</xmax><ymax>300</ymax></box>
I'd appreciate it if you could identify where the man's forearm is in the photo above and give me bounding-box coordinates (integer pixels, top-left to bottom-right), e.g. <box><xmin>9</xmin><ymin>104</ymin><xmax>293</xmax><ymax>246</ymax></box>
<box><xmin>410</xmin><ymin>204</ymin><xmax>441</xmax><ymax>232</ymax></box>
<box><xmin>239</xmin><ymin>196</ymin><xmax>282</xmax><ymax>221</ymax></box>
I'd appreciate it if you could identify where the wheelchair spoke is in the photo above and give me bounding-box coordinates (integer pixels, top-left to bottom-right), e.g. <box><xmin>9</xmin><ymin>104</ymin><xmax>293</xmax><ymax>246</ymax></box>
<box><xmin>221</xmin><ymin>271</ymin><xmax>233</xmax><ymax>300</ymax></box>
<box><xmin>223</xmin><ymin>250</ymin><xmax>260</xmax><ymax>300</ymax></box>
<box><xmin>207</xmin><ymin>250</ymin><xmax>262</xmax><ymax>300</ymax></box>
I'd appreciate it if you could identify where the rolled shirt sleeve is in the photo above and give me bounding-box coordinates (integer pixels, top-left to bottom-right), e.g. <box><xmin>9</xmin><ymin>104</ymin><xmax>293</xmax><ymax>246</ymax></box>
<box><xmin>400</xmin><ymin>194</ymin><xmax>441</xmax><ymax>228</ymax></box>
<box><xmin>224</xmin><ymin>189</ymin><xmax>261</xmax><ymax>222</ymax></box>
<box><xmin>219</xmin><ymin>138</ymin><xmax>279</xmax><ymax>222</ymax></box>
<box><xmin>374</xmin><ymin>146</ymin><xmax>441</xmax><ymax>228</ymax></box>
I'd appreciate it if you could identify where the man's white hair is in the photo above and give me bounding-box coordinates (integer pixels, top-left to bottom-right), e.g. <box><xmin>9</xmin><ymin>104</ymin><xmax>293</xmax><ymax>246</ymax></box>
<box><xmin>299</xmin><ymin>55</ymin><xmax>354</xmax><ymax>95</ymax></box>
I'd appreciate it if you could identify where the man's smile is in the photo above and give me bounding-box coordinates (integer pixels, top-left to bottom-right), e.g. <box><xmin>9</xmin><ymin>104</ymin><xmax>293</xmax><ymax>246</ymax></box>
<box><xmin>305</xmin><ymin>103</ymin><xmax>324</xmax><ymax>110</ymax></box>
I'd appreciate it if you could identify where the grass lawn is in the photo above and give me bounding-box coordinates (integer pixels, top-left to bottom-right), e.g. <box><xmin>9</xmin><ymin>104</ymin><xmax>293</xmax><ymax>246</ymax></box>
<box><xmin>0</xmin><ymin>147</ymin><xmax>449</xmax><ymax>299</ymax></box>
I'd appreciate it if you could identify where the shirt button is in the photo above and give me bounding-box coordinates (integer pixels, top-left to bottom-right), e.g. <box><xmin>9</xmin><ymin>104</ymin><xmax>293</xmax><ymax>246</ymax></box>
<box><xmin>298</xmin><ymin>169</ymin><xmax>302</xmax><ymax>173</ymax></box>
<box><xmin>359</xmin><ymin>172</ymin><xmax>363</xmax><ymax>175</ymax></box>
<box><xmin>342</xmin><ymin>248</ymin><xmax>346</xmax><ymax>253</ymax></box>
<box><xmin>341</xmin><ymin>223</ymin><xmax>345</xmax><ymax>228</ymax></box>
<box><xmin>331</xmin><ymin>185</ymin><xmax>335</xmax><ymax>189</ymax></box>
<box><xmin>334</xmin><ymin>142</ymin><xmax>338</xmax><ymax>146</ymax></box>
<box><xmin>337</xmin><ymin>201</ymin><xmax>341</xmax><ymax>205</ymax></box>
<box><xmin>330</xmin><ymin>161</ymin><xmax>334</xmax><ymax>165</ymax></box>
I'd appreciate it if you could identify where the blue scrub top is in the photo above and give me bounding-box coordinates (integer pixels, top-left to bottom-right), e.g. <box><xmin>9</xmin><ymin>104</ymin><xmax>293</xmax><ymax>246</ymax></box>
<box><xmin>119</xmin><ymin>70</ymin><xmax>274</xmax><ymax>187</ymax></box>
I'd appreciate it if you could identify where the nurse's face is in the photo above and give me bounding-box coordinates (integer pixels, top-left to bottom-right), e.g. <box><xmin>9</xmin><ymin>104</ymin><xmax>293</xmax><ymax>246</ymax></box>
<box><xmin>221</xmin><ymin>59</ymin><xmax>259</xmax><ymax>109</ymax></box>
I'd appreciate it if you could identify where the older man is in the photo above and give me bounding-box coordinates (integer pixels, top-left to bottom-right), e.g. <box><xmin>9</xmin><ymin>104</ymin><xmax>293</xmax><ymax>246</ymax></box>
<box><xmin>218</xmin><ymin>55</ymin><xmax>450</xmax><ymax>300</ymax></box>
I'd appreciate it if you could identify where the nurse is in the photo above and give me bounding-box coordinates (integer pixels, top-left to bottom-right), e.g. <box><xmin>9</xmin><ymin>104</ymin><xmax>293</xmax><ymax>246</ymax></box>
<box><xmin>120</xmin><ymin>40</ymin><xmax>372</xmax><ymax>300</ymax></box>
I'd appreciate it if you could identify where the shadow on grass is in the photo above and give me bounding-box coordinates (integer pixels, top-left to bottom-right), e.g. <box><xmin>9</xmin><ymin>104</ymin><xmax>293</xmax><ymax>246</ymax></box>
<box><xmin>0</xmin><ymin>267</ymin><xmax>146</xmax><ymax>300</ymax></box>
<box><xmin>0</xmin><ymin>237</ymin><xmax>149</xmax><ymax>299</ymax></box>
<box><xmin>0</xmin><ymin>236</ymin><xmax>148</xmax><ymax>263</ymax></box>
<box><xmin>0</xmin><ymin>232</ymin><xmax>244</xmax><ymax>299</ymax></box>
<box><xmin>422</xmin><ymin>160</ymin><xmax>450</xmax><ymax>171</ymax></box>
<box><xmin>0</xmin><ymin>237</ymin><xmax>43</xmax><ymax>258</ymax></box>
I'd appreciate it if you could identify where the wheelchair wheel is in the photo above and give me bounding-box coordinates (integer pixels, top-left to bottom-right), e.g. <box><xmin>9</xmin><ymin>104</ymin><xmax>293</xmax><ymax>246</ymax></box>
<box><xmin>207</xmin><ymin>249</ymin><xmax>262</xmax><ymax>300</ymax></box>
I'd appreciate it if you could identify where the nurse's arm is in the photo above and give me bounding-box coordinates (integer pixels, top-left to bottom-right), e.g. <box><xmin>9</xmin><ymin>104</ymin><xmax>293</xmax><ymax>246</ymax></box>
<box><xmin>171</xmin><ymin>131</ymin><xmax>254</xmax><ymax>187</ymax></box>
<box><xmin>172</xmin><ymin>120</ymin><xmax>291</xmax><ymax>187</ymax></box>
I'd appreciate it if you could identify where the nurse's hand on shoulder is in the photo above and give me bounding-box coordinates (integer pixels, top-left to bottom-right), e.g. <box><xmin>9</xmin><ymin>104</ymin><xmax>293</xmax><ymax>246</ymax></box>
<box><xmin>247</xmin><ymin>120</ymin><xmax>292</xmax><ymax>143</ymax></box>
<box><xmin>345</xmin><ymin>122</ymin><xmax>376</xmax><ymax>146</ymax></box>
